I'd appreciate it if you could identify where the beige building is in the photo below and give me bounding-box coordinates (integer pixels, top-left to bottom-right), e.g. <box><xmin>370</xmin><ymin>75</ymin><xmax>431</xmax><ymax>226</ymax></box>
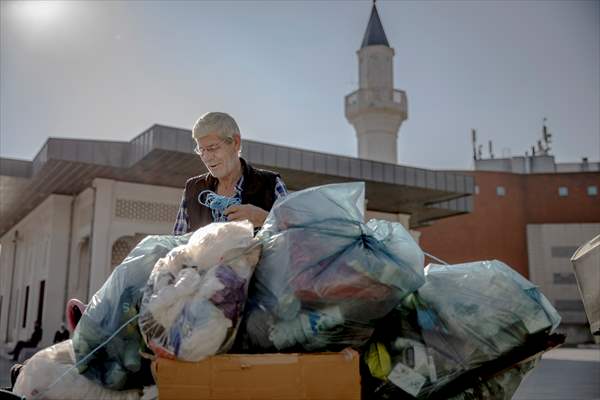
<box><xmin>527</xmin><ymin>223</ymin><xmax>600</xmax><ymax>343</ymax></box>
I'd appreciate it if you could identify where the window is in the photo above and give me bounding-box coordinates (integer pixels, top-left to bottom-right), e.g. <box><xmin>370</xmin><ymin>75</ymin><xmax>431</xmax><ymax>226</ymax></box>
<box><xmin>496</xmin><ymin>186</ymin><xmax>506</xmax><ymax>196</ymax></box>
<box><xmin>13</xmin><ymin>288</ymin><xmax>19</xmax><ymax>338</ymax></box>
<box><xmin>36</xmin><ymin>280</ymin><xmax>45</xmax><ymax>325</ymax></box>
<box><xmin>558</xmin><ymin>186</ymin><xmax>568</xmax><ymax>197</ymax></box>
<box><xmin>553</xmin><ymin>273</ymin><xmax>577</xmax><ymax>284</ymax></box>
<box><xmin>555</xmin><ymin>299</ymin><xmax>585</xmax><ymax>312</ymax></box>
<box><xmin>22</xmin><ymin>286</ymin><xmax>30</xmax><ymax>328</ymax></box>
<box><xmin>551</xmin><ymin>246</ymin><xmax>578</xmax><ymax>258</ymax></box>
<box><xmin>474</xmin><ymin>185</ymin><xmax>480</xmax><ymax>195</ymax></box>
<box><xmin>588</xmin><ymin>186</ymin><xmax>598</xmax><ymax>196</ymax></box>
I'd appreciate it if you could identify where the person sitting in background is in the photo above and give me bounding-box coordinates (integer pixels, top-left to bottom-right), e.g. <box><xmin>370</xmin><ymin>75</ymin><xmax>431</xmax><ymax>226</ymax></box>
<box><xmin>8</xmin><ymin>321</ymin><xmax>42</xmax><ymax>361</ymax></box>
<box><xmin>53</xmin><ymin>323</ymin><xmax>70</xmax><ymax>344</ymax></box>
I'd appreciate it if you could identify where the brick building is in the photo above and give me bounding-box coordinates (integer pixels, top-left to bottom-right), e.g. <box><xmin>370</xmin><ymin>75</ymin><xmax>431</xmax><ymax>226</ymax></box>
<box><xmin>418</xmin><ymin>154</ymin><xmax>600</xmax><ymax>343</ymax></box>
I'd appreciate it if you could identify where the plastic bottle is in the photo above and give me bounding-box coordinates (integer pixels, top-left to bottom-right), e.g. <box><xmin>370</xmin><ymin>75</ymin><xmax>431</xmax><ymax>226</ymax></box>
<box><xmin>269</xmin><ymin>306</ymin><xmax>344</xmax><ymax>350</ymax></box>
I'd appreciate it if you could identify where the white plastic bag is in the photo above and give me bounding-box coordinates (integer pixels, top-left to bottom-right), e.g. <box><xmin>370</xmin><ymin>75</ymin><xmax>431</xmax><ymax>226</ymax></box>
<box><xmin>13</xmin><ymin>340</ymin><xmax>140</xmax><ymax>400</ymax></box>
<box><xmin>139</xmin><ymin>221</ymin><xmax>260</xmax><ymax>361</ymax></box>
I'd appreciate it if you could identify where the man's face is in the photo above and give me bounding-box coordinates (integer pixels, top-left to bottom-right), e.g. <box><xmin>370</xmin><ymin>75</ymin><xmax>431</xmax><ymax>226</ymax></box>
<box><xmin>196</xmin><ymin>133</ymin><xmax>240</xmax><ymax>178</ymax></box>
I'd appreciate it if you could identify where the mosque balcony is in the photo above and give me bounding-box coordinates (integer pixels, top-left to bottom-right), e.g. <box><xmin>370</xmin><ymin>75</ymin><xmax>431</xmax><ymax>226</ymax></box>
<box><xmin>345</xmin><ymin>88</ymin><xmax>407</xmax><ymax>120</ymax></box>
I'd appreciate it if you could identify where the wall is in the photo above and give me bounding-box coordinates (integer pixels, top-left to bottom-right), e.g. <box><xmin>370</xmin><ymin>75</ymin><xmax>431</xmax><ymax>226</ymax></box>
<box><xmin>1</xmin><ymin>178</ymin><xmax>182</xmax><ymax>346</ymax></box>
<box><xmin>87</xmin><ymin>178</ymin><xmax>181</xmax><ymax>295</ymax></box>
<box><xmin>524</xmin><ymin>173</ymin><xmax>600</xmax><ymax>223</ymax></box>
<box><xmin>418</xmin><ymin>171</ymin><xmax>529</xmax><ymax>275</ymax></box>
<box><xmin>527</xmin><ymin>223</ymin><xmax>599</xmax><ymax>344</ymax></box>
<box><xmin>0</xmin><ymin>195</ymin><xmax>72</xmax><ymax>347</ymax></box>
<box><xmin>65</xmin><ymin>187</ymin><xmax>94</xmax><ymax>303</ymax></box>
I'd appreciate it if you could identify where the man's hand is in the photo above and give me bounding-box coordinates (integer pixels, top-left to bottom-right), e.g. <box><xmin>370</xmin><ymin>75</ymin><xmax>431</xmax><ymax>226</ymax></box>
<box><xmin>224</xmin><ymin>204</ymin><xmax>268</xmax><ymax>228</ymax></box>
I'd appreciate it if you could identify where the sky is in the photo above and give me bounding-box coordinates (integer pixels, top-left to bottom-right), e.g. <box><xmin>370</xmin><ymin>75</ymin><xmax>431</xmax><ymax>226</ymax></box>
<box><xmin>1</xmin><ymin>0</ymin><xmax>599</xmax><ymax>171</ymax></box>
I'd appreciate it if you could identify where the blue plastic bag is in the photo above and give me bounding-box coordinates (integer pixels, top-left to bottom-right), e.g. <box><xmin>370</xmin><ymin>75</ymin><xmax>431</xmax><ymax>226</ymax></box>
<box><xmin>72</xmin><ymin>234</ymin><xmax>189</xmax><ymax>390</ymax></box>
<box><xmin>365</xmin><ymin>260</ymin><xmax>560</xmax><ymax>398</ymax></box>
<box><xmin>244</xmin><ymin>182</ymin><xmax>425</xmax><ymax>351</ymax></box>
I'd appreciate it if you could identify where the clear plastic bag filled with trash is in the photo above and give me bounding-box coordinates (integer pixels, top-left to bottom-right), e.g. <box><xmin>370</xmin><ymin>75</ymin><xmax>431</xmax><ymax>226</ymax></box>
<box><xmin>363</xmin><ymin>260</ymin><xmax>560</xmax><ymax>399</ymax></box>
<box><xmin>138</xmin><ymin>221</ymin><xmax>261</xmax><ymax>362</ymax></box>
<box><xmin>72</xmin><ymin>234</ymin><xmax>190</xmax><ymax>390</ymax></box>
<box><xmin>364</xmin><ymin>341</ymin><xmax>540</xmax><ymax>400</ymax></box>
<box><xmin>241</xmin><ymin>182</ymin><xmax>425</xmax><ymax>352</ymax></box>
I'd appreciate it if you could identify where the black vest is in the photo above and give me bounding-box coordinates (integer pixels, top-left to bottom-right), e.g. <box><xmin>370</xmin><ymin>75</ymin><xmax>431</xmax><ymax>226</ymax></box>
<box><xmin>184</xmin><ymin>158</ymin><xmax>280</xmax><ymax>231</ymax></box>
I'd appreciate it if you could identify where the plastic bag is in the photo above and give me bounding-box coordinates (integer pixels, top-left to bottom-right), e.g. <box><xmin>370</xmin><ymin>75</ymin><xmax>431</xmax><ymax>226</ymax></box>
<box><xmin>243</xmin><ymin>182</ymin><xmax>425</xmax><ymax>352</ymax></box>
<box><xmin>365</xmin><ymin>260</ymin><xmax>560</xmax><ymax>398</ymax></box>
<box><xmin>72</xmin><ymin>234</ymin><xmax>190</xmax><ymax>390</ymax></box>
<box><xmin>448</xmin><ymin>356</ymin><xmax>540</xmax><ymax>400</ymax></box>
<box><xmin>13</xmin><ymin>340</ymin><xmax>140</xmax><ymax>400</ymax></box>
<box><xmin>138</xmin><ymin>221</ymin><xmax>260</xmax><ymax>361</ymax></box>
<box><xmin>364</xmin><ymin>352</ymin><xmax>540</xmax><ymax>400</ymax></box>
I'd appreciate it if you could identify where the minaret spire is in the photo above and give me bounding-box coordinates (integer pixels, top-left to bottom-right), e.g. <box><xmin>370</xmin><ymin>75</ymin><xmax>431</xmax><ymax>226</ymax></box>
<box><xmin>361</xmin><ymin>1</ymin><xmax>390</xmax><ymax>48</ymax></box>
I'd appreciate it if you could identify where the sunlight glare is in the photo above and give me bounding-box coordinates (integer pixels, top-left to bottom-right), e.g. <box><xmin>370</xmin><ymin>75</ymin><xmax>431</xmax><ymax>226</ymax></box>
<box><xmin>15</xmin><ymin>1</ymin><xmax>63</xmax><ymax>26</ymax></box>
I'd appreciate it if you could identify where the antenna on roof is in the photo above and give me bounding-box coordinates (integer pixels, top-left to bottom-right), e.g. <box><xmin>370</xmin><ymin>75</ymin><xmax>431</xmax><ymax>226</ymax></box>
<box><xmin>488</xmin><ymin>140</ymin><xmax>494</xmax><ymax>159</ymax></box>
<box><xmin>471</xmin><ymin>129</ymin><xmax>478</xmax><ymax>160</ymax></box>
<box><xmin>542</xmin><ymin>117</ymin><xmax>552</xmax><ymax>155</ymax></box>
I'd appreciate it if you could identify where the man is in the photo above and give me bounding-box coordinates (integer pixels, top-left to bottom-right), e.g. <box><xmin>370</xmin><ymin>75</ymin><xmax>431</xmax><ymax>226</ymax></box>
<box><xmin>53</xmin><ymin>323</ymin><xmax>70</xmax><ymax>344</ymax></box>
<box><xmin>7</xmin><ymin>321</ymin><xmax>42</xmax><ymax>361</ymax></box>
<box><xmin>173</xmin><ymin>112</ymin><xmax>287</xmax><ymax>234</ymax></box>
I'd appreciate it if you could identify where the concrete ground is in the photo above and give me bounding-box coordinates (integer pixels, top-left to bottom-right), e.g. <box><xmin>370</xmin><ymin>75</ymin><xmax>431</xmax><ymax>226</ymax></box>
<box><xmin>513</xmin><ymin>347</ymin><xmax>600</xmax><ymax>400</ymax></box>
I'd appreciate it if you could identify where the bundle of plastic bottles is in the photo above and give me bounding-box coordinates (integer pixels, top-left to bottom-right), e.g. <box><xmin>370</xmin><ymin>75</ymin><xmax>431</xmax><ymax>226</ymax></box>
<box><xmin>138</xmin><ymin>221</ymin><xmax>260</xmax><ymax>361</ymax></box>
<box><xmin>72</xmin><ymin>234</ymin><xmax>190</xmax><ymax>390</ymax></box>
<box><xmin>241</xmin><ymin>182</ymin><xmax>426</xmax><ymax>352</ymax></box>
<box><xmin>363</xmin><ymin>260</ymin><xmax>561</xmax><ymax>399</ymax></box>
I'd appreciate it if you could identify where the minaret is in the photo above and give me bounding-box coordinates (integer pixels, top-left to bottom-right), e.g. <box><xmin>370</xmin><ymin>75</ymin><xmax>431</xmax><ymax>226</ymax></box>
<box><xmin>345</xmin><ymin>1</ymin><xmax>408</xmax><ymax>164</ymax></box>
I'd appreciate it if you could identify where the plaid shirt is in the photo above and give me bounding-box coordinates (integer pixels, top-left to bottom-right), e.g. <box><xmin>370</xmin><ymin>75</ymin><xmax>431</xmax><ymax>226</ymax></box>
<box><xmin>173</xmin><ymin>175</ymin><xmax>287</xmax><ymax>235</ymax></box>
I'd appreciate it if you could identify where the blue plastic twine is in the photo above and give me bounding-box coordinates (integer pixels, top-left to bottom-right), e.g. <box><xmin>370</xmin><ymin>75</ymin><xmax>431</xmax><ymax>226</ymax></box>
<box><xmin>198</xmin><ymin>190</ymin><xmax>241</xmax><ymax>221</ymax></box>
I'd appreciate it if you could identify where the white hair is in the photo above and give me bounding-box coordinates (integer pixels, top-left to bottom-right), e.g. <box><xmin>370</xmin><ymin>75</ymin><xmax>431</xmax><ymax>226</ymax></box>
<box><xmin>192</xmin><ymin>112</ymin><xmax>241</xmax><ymax>142</ymax></box>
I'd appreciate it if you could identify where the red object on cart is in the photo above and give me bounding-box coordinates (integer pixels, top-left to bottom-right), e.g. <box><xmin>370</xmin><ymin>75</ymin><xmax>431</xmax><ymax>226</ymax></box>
<box><xmin>66</xmin><ymin>298</ymin><xmax>87</xmax><ymax>332</ymax></box>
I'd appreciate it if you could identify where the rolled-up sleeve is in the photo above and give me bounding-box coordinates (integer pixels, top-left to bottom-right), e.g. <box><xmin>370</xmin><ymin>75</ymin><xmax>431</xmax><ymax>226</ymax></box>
<box><xmin>173</xmin><ymin>192</ymin><xmax>190</xmax><ymax>235</ymax></box>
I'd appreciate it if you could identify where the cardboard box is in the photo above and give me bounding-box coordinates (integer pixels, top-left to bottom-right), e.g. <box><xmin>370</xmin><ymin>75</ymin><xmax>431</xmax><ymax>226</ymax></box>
<box><xmin>153</xmin><ymin>349</ymin><xmax>361</xmax><ymax>400</ymax></box>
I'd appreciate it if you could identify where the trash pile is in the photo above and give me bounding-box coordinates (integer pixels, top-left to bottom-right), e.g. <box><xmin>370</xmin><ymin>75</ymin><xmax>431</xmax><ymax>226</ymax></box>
<box><xmin>10</xmin><ymin>182</ymin><xmax>561</xmax><ymax>400</ymax></box>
